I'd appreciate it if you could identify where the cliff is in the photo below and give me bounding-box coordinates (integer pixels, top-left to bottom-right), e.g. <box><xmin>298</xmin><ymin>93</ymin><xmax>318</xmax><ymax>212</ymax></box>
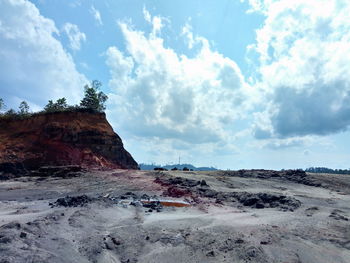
<box><xmin>0</xmin><ymin>111</ymin><xmax>138</xmax><ymax>173</ymax></box>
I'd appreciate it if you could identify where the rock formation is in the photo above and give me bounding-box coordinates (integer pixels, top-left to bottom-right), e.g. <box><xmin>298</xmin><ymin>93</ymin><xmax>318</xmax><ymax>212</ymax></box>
<box><xmin>0</xmin><ymin>110</ymin><xmax>138</xmax><ymax>174</ymax></box>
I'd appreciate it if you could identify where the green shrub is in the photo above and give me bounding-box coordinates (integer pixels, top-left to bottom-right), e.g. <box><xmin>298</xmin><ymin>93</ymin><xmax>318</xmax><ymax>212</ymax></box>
<box><xmin>80</xmin><ymin>80</ymin><xmax>108</xmax><ymax>112</ymax></box>
<box><xmin>44</xmin><ymin>98</ymin><xmax>68</xmax><ymax>112</ymax></box>
<box><xmin>19</xmin><ymin>101</ymin><xmax>30</xmax><ymax>116</ymax></box>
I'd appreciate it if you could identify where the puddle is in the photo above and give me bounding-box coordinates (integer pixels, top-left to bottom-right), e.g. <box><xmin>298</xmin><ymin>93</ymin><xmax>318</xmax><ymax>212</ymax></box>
<box><xmin>116</xmin><ymin>198</ymin><xmax>191</xmax><ymax>208</ymax></box>
<box><xmin>141</xmin><ymin>199</ymin><xmax>191</xmax><ymax>207</ymax></box>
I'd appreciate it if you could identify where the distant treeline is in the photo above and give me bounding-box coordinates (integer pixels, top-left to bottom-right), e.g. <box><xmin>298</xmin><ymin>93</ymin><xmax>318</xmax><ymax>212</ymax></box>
<box><xmin>139</xmin><ymin>163</ymin><xmax>217</xmax><ymax>171</ymax></box>
<box><xmin>0</xmin><ymin>80</ymin><xmax>107</xmax><ymax>120</ymax></box>
<box><xmin>305</xmin><ymin>167</ymin><xmax>350</xmax><ymax>175</ymax></box>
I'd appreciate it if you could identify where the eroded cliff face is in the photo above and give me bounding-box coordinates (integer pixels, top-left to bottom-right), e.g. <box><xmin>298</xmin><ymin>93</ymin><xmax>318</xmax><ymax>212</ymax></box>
<box><xmin>0</xmin><ymin>111</ymin><xmax>138</xmax><ymax>173</ymax></box>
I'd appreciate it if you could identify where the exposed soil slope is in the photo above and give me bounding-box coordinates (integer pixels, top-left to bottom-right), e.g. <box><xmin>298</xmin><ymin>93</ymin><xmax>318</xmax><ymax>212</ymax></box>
<box><xmin>0</xmin><ymin>111</ymin><xmax>138</xmax><ymax>173</ymax></box>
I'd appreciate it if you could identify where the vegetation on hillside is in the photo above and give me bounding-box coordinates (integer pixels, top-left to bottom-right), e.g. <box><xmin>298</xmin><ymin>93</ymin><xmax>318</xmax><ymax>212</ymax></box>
<box><xmin>305</xmin><ymin>167</ymin><xmax>350</xmax><ymax>175</ymax></box>
<box><xmin>0</xmin><ymin>80</ymin><xmax>108</xmax><ymax>120</ymax></box>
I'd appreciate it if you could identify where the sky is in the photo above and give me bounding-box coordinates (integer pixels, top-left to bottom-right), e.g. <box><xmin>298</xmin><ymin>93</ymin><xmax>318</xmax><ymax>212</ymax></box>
<box><xmin>1</xmin><ymin>0</ymin><xmax>350</xmax><ymax>170</ymax></box>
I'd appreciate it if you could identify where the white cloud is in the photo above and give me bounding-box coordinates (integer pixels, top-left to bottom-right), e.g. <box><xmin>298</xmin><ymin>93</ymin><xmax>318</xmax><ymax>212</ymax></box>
<box><xmin>90</xmin><ymin>5</ymin><xmax>102</xmax><ymax>26</ymax></box>
<box><xmin>142</xmin><ymin>6</ymin><xmax>151</xmax><ymax>24</ymax></box>
<box><xmin>250</xmin><ymin>0</ymin><xmax>350</xmax><ymax>138</ymax></box>
<box><xmin>142</xmin><ymin>6</ymin><xmax>166</xmax><ymax>36</ymax></box>
<box><xmin>303</xmin><ymin>149</ymin><xmax>310</xmax><ymax>156</ymax></box>
<box><xmin>249</xmin><ymin>133</ymin><xmax>333</xmax><ymax>151</ymax></box>
<box><xmin>62</xmin><ymin>22</ymin><xmax>86</xmax><ymax>51</ymax></box>
<box><xmin>259</xmin><ymin>137</ymin><xmax>311</xmax><ymax>150</ymax></box>
<box><xmin>69</xmin><ymin>0</ymin><xmax>81</xmax><ymax>8</ymax></box>
<box><xmin>181</xmin><ymin>23</ymin><xmax>196</xmax><ymax>49</ymax></box>
<box><xmin>0</xmin><ymin>0</ymin><xmax>87</xmax><ymax>107</ymax></box>
<box><xmin>105</xmin><ymin>9</ymin><xmax>254</xmax><ymax>151</ymax></box>
<box><xmin>244</xmin><ymin>0</ymin><xmax>271</xmax><ymax>14</ymax></box>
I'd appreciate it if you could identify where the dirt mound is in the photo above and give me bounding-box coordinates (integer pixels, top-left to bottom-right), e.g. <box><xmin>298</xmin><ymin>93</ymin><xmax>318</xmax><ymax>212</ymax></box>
<box><xmin>155</xmin><ymin>176</ymin><xmax>208</xmax><ymax>188</ymax></box>
<box><xmin>197</xmin><ymin>188</ymin><xmax>301</xmax><ymax>211</ymax></box>
<box><xmin>220</xmin><ymin>169</ymin><xmax>321</xmax><ymax>187</ymax></box>
<box><xmin>228</xmin><ymin>192</ymin><xmax>301</xmax><ymax>211</ymax></box>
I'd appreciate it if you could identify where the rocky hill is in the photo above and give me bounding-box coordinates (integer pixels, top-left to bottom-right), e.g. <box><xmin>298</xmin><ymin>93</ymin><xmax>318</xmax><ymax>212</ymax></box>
<box><xmin>0</xmin><ymin>110</ymin><xmax>138</xmax><ymax>174</ymax></box>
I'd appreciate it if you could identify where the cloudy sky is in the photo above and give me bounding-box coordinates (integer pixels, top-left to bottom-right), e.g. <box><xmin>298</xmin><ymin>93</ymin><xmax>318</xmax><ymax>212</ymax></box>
<box><xmin>1</xmin><ymin>0</ymin><xmax>350</xmax><ymax>170</ymax></box>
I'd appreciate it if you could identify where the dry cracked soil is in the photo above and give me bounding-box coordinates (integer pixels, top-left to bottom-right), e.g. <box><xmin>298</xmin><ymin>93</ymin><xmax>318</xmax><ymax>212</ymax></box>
<box><xmin>0</xmin><ymin>169</ymin><xmax>349</xmax><ymax>263</ymax></box>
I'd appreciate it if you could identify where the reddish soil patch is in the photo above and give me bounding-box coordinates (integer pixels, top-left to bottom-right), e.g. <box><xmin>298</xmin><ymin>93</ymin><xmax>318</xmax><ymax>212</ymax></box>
<box><xmin>165</xmin><ymin>186</ymin><xmax>192</xmax><ymax>198</ymax></box>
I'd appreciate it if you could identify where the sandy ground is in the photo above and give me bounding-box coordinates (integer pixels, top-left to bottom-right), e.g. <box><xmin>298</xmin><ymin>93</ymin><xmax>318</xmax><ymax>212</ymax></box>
<box><xmin>0</xmin><ymin>170</ymin><xmax>349</xmax><ymax>263</ymax></box>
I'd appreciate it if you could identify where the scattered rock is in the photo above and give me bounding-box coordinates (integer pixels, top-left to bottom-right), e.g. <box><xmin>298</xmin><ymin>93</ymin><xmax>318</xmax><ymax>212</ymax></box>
<box><xmin>305</xmin><ymin>206</ymin><xmax>319</xmax><ymax>217</ymax></box>
<box><xmin>199</xmin><ymin>188</ymin><xmax>218</xmax><ymax>198</ymax></box>
<box><xmin>330</xmin><ymin>209</ymin><xmax>349</xmax><ymax>221</ymax></box>
<box><xmin>200</xmin><ymin>180</ymin><xmax>208</xmax><ymax>187</ymax></box>
<box><xmin>256</xmin><ymin>203</ymin><xmax>265</xmax><ymax>209</ymax></box>
<box><xmin>206</xmin><ymin>251</ymin><xmax>215</xmax><ymax>257</ymax></box>
<box><xmin>246</xmin><ymin>246</ymin><xmax>261</xmax><ymax>258</ymax></box>
<box><xmin>129</xmin><ymin>201</ymin><xmax>142</xmax><ymax>207</ymax></box>
<box><xmin>0</xmin><ymin>235</ymin><xmax>12</xmax><ymax>244</ymax></box>
<box><xmin>1</xmin><ymin>222</ymin><xmax>21</xmax><ymax>230</ymax></box>
<box><xmin>242</xmin><ymin>197</ymin><xmax>260</xmax><ymax>206</ymax></box>
<box><xmin>111</xmin><ymin>237</ymin><xmax>121</xmax><ymax>246</ymax></box>
<box><xmin>51</xmin><ymin>195</ymin><xmax>93</xmax><ymax>207</ymax></box>
<box><xmin>124</xmin><ymin>192</ymin><xmax>138</xmax><ymax>199</ymax></box>
<box><xmin>141</xmin><ymin>193</ymin><xmax>150</xmax><ymax>200</ymax></box>
<box><xmin>104</xmin><ymin>241</ymin><xmax>113</xmax><ymax>250</ymax></box>
<box><xmin>235</xmin><ymin>239</ymin><xmax>244</xmax><ymax>244</ymax></box>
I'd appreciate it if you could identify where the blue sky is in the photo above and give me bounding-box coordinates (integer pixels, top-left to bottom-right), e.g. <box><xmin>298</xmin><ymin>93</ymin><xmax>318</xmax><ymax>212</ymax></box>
<box><xmin>1</xmin><ymin>0</ymin><xmax>350</xmax><ymax>170</ymax></box>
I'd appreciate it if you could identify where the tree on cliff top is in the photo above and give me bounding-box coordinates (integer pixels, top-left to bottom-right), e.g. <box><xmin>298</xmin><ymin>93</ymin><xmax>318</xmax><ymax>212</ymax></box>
<box><xmin>80</xmin><ymin>80</ymin><xmax>108</xmax><ymax>112</ymax></box>
<box><xmin>0</xmin><ymin>98</ymin><xmax>4</xmax><ymax>112</ymax></box>
<box><xmin>44</xmin><ymin>98</ymin><xmax>68</xmax><ymax>112</ymax></box>
<box><xmin>19</xmin><ymin>101</ymin><xmax>30</xmax><ymax>115</ymax></box>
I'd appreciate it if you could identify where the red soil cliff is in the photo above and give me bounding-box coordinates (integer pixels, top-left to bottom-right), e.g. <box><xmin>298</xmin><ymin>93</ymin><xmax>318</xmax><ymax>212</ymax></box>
<box><xmin>0</xmin><ymin>111</ymin><xmax>138</xmax><ymax>173</ymax></box>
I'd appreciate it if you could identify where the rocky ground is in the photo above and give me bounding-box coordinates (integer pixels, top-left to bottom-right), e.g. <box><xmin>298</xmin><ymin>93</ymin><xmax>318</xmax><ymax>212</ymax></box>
<box><xmin>0</xmin><ymin>169</ymin><xmax>349</xmax><ymax>263</ymax></box>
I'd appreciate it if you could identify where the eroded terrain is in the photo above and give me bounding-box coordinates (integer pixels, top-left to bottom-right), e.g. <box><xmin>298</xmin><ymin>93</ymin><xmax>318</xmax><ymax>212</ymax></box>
<box><xmin>0</xmin><ymin>169</ymin><xmax>349</xmax><ymax>263</ymax></box>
